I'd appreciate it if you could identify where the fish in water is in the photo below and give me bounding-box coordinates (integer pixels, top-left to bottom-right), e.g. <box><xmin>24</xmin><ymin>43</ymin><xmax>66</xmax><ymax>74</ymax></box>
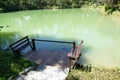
<box><xmin>6</xmin><ymin>25</ymin><xmax>9</xmax><ymax>27</ymax></box>
<box><xmin>0</xmin><ymin>26</ymin><xmax>4</xmax><ymax>28</ymax></box>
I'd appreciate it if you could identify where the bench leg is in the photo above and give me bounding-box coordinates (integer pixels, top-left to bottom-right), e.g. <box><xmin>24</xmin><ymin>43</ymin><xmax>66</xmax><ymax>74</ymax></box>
<box><xmin>68</xmin><ymin>58</ymin><xmax>71</xmax><ymax>71</ymax></box>
<box><xmin>29</xmin><ymin>44</ymin><xmax>33</xmax><ymax>50</ymax></box>
<box><xmin>72</xmin><ymin>61</ymin><xmax>77</xmax><ymax>69</ymax></box>
<box><xmin>32</xmin><ymin>39</ymin><xmax>36</xmax><ymax>50</ymax></box>
<box><xmin>14</xmin><ymin>50</ymin><xmax>21</xmax><ymax>57</ymax></box>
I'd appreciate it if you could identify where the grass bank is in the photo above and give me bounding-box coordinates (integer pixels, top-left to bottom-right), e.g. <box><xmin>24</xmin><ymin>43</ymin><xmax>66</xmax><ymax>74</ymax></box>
<box><xmin>66</xmin><ymin>67</ymin><xmax>120</xmax><ymax>80</ymax></box>
<box><xmin>0</xmin><ymin>51</ymin><xmax>35</xmax><ymax>80</ymax></box>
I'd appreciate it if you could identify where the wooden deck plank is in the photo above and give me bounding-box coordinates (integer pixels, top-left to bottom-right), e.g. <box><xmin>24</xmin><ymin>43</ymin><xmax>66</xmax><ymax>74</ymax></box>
<box><xmin>24</xmin><ymin>49</ymin><xmax>69</xmax><ymax>69</ymax></box>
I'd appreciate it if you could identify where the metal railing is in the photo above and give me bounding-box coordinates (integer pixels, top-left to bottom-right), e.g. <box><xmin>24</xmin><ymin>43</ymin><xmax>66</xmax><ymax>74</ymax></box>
<box><xmin>32</xmin><ymin>39</ymin><xmax>76</xmax><ymax>52</ymax></box>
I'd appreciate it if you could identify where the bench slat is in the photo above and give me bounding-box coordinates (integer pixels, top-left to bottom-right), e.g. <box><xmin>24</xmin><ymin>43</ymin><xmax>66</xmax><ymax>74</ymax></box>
<box><xmin>15</xmin><ymin>42</ymin><xmax>30</xmax><ymax>51</ymax></box>
<box><xmin>9</xmin><ymin>36</ymin><xmax>32</xmax><ymax>57</ymax></box>
<box><xmin>10</xmin><ymin>36</ymin><xmax>28</xmax><ymax>46</ymax></box>
<box><xmin>12</xmin><ymin>39</ymin><xmax>28</xmax><ymax>50</ymax></box>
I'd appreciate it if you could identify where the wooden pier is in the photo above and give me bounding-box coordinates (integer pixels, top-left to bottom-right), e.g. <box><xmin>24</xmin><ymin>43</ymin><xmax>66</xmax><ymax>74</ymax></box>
<box><xmin>9</xmin><ymin>36</ymin><xmax>83</xmax><ymax>72</ymax></box>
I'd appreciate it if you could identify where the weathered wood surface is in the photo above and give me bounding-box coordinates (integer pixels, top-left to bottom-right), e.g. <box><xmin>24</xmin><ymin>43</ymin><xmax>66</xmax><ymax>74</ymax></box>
<box><xmin>67</xmin><ymin>40</ymin><xmax>83</xmax><ymax>70</ymax></box>
<box><xmin>24</xmin><ymin>49</ymin><xmax>69</xmax><ymax>69</ymax></box>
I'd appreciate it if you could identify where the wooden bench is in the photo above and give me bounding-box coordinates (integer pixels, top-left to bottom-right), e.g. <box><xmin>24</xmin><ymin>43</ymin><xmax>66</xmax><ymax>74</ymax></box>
<box><xmin>67</xmin><ymin>40</ymin><xmax>83</xmax><ymax>70</ymax></box>
<box><xmin>9</xmin><ymin>36</ymin><xmax>33</xmax><ymax>57</ymax></box>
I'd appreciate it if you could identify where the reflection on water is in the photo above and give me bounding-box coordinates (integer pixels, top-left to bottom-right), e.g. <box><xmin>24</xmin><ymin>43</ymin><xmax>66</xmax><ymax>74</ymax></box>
<box><xmin>0</xmin><ymin>9</ymin><xmax>120</xmax><ymax>67</ymax></box>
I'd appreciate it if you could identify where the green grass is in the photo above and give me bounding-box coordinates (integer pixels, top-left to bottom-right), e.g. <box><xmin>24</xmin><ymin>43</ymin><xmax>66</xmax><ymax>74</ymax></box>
<box><xmin>0</xmin><ymin>51</ymin><xmax>35</xmax><ymax>80</ymax></box>
<box><xmin>66</xmin><ymin>67</ymin><xmax>120</xmax><ymax>80</ymax></box>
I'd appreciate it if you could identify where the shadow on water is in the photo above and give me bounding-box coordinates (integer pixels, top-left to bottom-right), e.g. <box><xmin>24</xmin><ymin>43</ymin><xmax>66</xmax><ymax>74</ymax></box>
<box><xmin>76</xmin><ymin>45</ymin><xmax>92</xmax><ymax>71</ymax></box>
<box><xmin>82</xmin><ymin>45</ymin><xmax>91</xmax><ymax>54</ymax></box>
<box><xmin>0</xmin><ymin>32</ymin><xmax>76</xmax><ymax>52</ymax></box>
<box><xmin>0</xmin><ymin>25</ymin><xmax>10</xmax><ymax>31</ymax></box>
<box><xmin>0</xmin><ymin>32</ymin><xmax>21</xmax><ymax>50</ymax></box>
<box><xmin>29</xmin><ymin>34</ymin><xmax>75</xmax><ymax>52</ymax></box>
<box><xmin>79</xmin><ymin>45</ymin><xmax>91</xmax><ymax>63</ymax></box>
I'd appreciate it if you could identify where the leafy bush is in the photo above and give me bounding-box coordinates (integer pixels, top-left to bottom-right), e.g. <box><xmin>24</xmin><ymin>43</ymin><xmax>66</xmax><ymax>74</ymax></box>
<box><xmin>0</xmin><ymin>51</ymin><xmax>35</xmax><ymax>80</ymax></box>
<box><xmin>0</xmin><ymin>8</ymin><xmax>3</xmax><ymax>13</ymax></box>
<box><xmin>66</xmin><ymin>67</ymin><xmax>120</xmax><ymax>80</ymax></box>
<box><xmin>105</xmin><ymin>4</ymin><xmax>111</xmax><ymax>11</ymax></box>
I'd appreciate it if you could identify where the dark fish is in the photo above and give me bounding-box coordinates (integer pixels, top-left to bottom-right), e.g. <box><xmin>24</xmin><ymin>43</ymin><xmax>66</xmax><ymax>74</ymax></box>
<box><xmin>6</xmin><ymin>25</ymin><xmax>9</xmax><ymax>27</ymax></box>
<box><xmin>0</xmin><ymin>26</ymin><xmax>4</xmax><ymax>28</ymax></box>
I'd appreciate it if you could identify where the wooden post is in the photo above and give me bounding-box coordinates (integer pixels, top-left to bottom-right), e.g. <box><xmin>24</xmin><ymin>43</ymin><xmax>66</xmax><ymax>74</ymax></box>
<box><xmin>68</xmin><ymin>57</ymin><xmax>72</xmax><ymax>71</ymax></box>
<box><xmin>27</xmin><ymin>37</ymin><xmax>33</xmax><ymax>50</ymax></box>
<box><xmin>72</xmin><ymin>41</ymin><xmax>76</xmax><ymax>53</ymax></box>
<box><xmin>32</xmin><ymin>39</ymin><xmax>36</xmax><ymax>50</ymax></box>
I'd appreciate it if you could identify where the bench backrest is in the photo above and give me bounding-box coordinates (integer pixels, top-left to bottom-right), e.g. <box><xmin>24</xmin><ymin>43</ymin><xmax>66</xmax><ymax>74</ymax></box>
<box><xmin>74</xmin><ymin>40</ymin><xmax>83</xmax><ymax>59</ymax></box>
<box><xmin>9</xmin><ymin>36</ymin><xmax>32</xmax><ymax>54</ymax></box>
<box><xmin>76</xmin><ymin>40</ymin><xmax>83</xmax><ymax>55</ymax></box>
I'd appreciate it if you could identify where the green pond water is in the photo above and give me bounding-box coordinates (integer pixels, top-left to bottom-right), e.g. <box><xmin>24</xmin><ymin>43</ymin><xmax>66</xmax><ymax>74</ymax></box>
<box><xmin>0</xmin><ymin>8</ymin><xmax>120</xmax><ymax>68</ymax></box>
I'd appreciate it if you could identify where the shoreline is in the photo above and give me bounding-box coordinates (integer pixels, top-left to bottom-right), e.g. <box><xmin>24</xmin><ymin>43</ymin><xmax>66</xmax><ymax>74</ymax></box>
<box><xmin>82</xmin><ymin>5</ymin><xmax>120</xmax><ymax>15</ymax></box>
